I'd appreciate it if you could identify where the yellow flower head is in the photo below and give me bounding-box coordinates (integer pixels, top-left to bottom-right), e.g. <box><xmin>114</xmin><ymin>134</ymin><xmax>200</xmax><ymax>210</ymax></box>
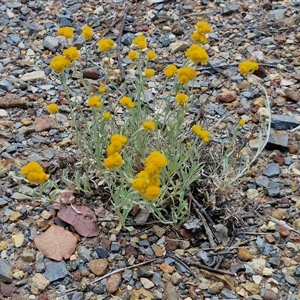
<box><xmin>192</xmin><ymin>124</ymin><xmax>202</xmax><ymax>135</ymax></box>
<box><xmin>144</xmin><ymin>151</ymin><xmax>168</xmax><ymax>176</ymax></box>
<box><xmin>196</xmin><ymin>21</ymin><xmax>212</xmax><ymax>34</ymax></box>
<box><xmin>104</xmin><ymin>152</ymin><xmax>123</xmax><ymax>169</ymax></box>
<box><xmin>164</xmin><ymin>64</ymin><xmax>177</xmax><ymax>77</ymax></box>
<box><xmin>186</xmin><ymin>141</ymin><xmax>192</xmax><ymax>147</ymax></box>
<box><xmin>57</xmin><ymin>27</ymin><xmax>74</xmax><ymax>39</ymax></box>
<box><xmin>185</xmin><ymin>44</ymin><xmax>209</xmax><ymax>65</ymax></box>
<box><xmin>191</xmin><ymin>31</ymin><xmax>207</xmax><ymax>44</ymax></box>
<box><xmin>177</xmin><ymin>67</ymin><xmax>196</xmax><ymax>84</ymax></box>
<box><xmin>132</xmin><ymin>171</ymin><xmax>149</xmax><ymax>193</ymax></box>
<box><xmin>238</xmin><ymin>119</ymin><xmax>246</xmax><ymax>126</ymax></box>
<box><xmin>144</xmin><ymin>68</ymin><xmax>155</xmax><ymax>78</ymax></box>
<box><xmin>128</xmin><ymin>50</ymin><xmax>139</xmax><ymax>61</ymax></box>
<box><xmin>175</xmin><ymin>93</ymin><xmax>188</xmax><ymax>107</ymax></box>
<box><xmin>82</xmin><ymin>25</ymin><xmax>93</xmax><ymax>40</ymax></box>
<box><xmin>143</xmin><ymin>186</ymin><xmax>161</xmax><ymax>200</ymax></box>
<box><xmin>98</xmin><ymin>38</ymin><xmax>115</xmax><ymax>52</ymax></box>
<box><xmin>132</xmin><ymin>34</ymin><xmax>147</xmax><ymax>49</ymax></box>
<box><xmin>103</xmin><ymin>111</ymin><xmax>111</xmax><ymax>120</ymax></box>
<box><xmin>98</xmin><ymin>85</ymin><xmax>106</xmax><ymax>93</ymax></box>
<box><xmin>146</xmin><ymin>50</ymin><xmax>157</xmax><ymax>60</ymax></box>
<box><xmin>120</xmin><ymin>96</ymin><xmax>135</xmax><ymax>109</ymax></box>
<box><xmin>63</xmin><ymin>46</ymin><xmax>80</xmax><ymax>61</ymax></box>
<box><xmin>110</xmin><ymin>134</ymin><xmax>128</xmax><ymax>146</ymax></box>
<box><xmin>142</xmin><ymin>121</ymin><xmax>155</xmax><ymax>131</ymax></box>
<box><xmin>50</xmin><ymin>55</ymin><xmax>71</xmax><ymax>73</ymax></box>
<box><xmin>238</xmin><ymin>60</ymin><xmax>259</xmax><ymax>75</ymax></box>
<box><xmin>21</xmin><ymin>161</ymin><xmax>50</xmax><ymax>183</ymax></box>
<box><xmin>47</xmin><ymin>103</ymin><xmax>59</xmax><ymax>114</ymax></box>
<box><xmin>87</xmin><ymin>95</ymin><xmax>102</xmax><ymax>107</ymax></box>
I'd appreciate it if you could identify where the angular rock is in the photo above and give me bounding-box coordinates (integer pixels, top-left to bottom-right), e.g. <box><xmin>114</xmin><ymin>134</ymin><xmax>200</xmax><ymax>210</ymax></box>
<box><xmin>34</xmin><ymin>118</ymin><xmax>56</xmax><ymax>132</ymax></box>
<box><xmin>170</xmin><ymin>41</ymin><xmax>189</xmax><ymax>53</ymax></box>
<box><xmin>0</xmin><ymin>79</ymin><xmax>14</xmax><ymax>91</ymax></box>
<box><xmin>238</xmin><ymin>247</ymin><xmax>253</xmax><ymax>261</ymax></box>
<box><xmin>263</xmin><ymin>290</ymin><xmax>278</xmax><ymax>300</ymax></box>
<box><xmin>43</xmin><ymin>36</ymin><xmax>60</xmax><ymax>52</ymax></box>
<box><xmin>288</xmin><ymin>144</ymin><xmax>298</xmax><ymax>154</ymax></box>
<box><xmin>11</xmin><ymin>233</ymin><xmax>25</xmax><ymax>248</ymax></box>
<box><xmin>266</xmin><ymin>130</ymin><xmax>288</xmax><ymax>151</ymax></box>
<box><xmin>163</xmin><ymin>282</ymin><xmax>178</xmax><ymax>300</ymax></box>
<box><xmin>262</xmin><ymin>163</ymin><xmax>280</xmax><ymax>177</ymax></box>
<box><xmin>44</xmin><ymin>261</ymin><xmax>69</xmax><ymax>282</ymax></box>
<box><xmin>0</xmin><ymin>94</ymin><xmax>27</xmax><ymax>109</ymax></box>
<box><xmin>285</xmin><ymin>90</ymin><xmax>299</xmax><ymax>102</ymax></box>
<box><xmin>30</xmin><ymin>273</ymin><xmax>50</xmax><ymax>294</ymax></box>
<box><xmin>271</xmin><ymin>114</ymin><xmax>299</xmax><ymax>130</ymax></box>
<box><xmin>0</xmin><ymin>259</ymin><xmax>12</xmax><ymax>283</ymax></box>
<box><xmin>20</xmin><ymin>71</ymin><xmax>46</xmax><ymax>82</ymax></box>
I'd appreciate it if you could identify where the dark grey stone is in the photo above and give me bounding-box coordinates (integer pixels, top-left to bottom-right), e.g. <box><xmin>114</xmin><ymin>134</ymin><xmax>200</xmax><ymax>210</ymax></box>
<box><xmin>0</xmin><ymin>198</ymin><xmax>8</xmax><ymax>207</ymax></box>
<box><xmin>8</xmin><ymin>34</ymin><xmax>21</xmax><ymax>44</ymax></box>
<box><xmin>44</xmin><ymin>261</ymin><xmax>69</xmax><ymax>282</ymax></box>
<box><xmin>95</xmin><ymin>246</ymin><xmax>108</xmax><ymax>258</ymax></box>
<box><xmin>271</xmin><ymin>115</ymin><xmax>299</xmax><ymax>130</ymax></box>
<box><xmin>72</xmin><ymin>292</ymin><xmax>84</xmax><ymax>300</ymax></box>
<box><xmin>24</xmin><ymin>22</ymin><xmax>43</xmax><ymax>31</ymax></box>
<box><xmin>110</xmin><ymin>242</ymin><xmax>121</xmax><ymax>252</ymax></box>
<box><xmin>0</xmin><ymin>79</ymin><xmax>14</xmax><ymax>91</ymax></box>
<box><xmin>121</xmin><ymin>33</ymin><xmax>135</xmax><ymax>45</ymax></box>
<box><xmin>159</xmin><ymin>35</ymin><xmax>171</xmax><ymax>47</ymax></box>
<box><xmin>0</xmin><ymin>259</ymin><xmax>12</xmax><ymax>283</ymax></box>
<box><xmin>255</xmin><ymin>176</ymin><xmax>269</xmax><ymax>188</ymax></box>
<box><xmin>266</xmin><ymin>130</ymin><xmax>288</xmax><ymax>151</ymax></box>
<box><xmin>263</xmin><ymin>163</ymin><xmax>280</xmax><ymax>177</ymax></box>
<box><xmin>285</xmin><ymin>274</ymin><xmax>298</xmax><ymax>286</ymax></box>
<box><xmin>78</xmin><ymin>246</ymin><xmax>91</xmax><ymax>261</ymax></box>
<box><xmin>152</xmin><ymin>272</ymin><xmax>161</xmax><ymax>286</ymax></box>
<box><xmin>220</xmin><ymin>289</ymin><xmax>238</xmax><ymax>299</ymax></box>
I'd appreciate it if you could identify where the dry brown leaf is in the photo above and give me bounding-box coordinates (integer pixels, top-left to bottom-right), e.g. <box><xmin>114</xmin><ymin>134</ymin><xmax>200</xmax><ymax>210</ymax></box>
<box><xmin>34</xmin><ymin>225</ymin><xmax>77</xmax><ymax>261</ymax></box>
<box><xmin>200</xmin><ymin>269</ymin><xmax>235</xmax><ymax>288</ymax></box>
<box><xmin>57</xmin><ymin>205</ymin><xmax>98</xmax><ymax>237</ymax></box>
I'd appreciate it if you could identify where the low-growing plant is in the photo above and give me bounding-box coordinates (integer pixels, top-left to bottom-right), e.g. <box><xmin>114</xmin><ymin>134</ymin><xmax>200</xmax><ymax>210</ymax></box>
<box><xmin>15</xmin><ymin>22</ymin><xmax>271</xmax><ymax>230</ymax></box>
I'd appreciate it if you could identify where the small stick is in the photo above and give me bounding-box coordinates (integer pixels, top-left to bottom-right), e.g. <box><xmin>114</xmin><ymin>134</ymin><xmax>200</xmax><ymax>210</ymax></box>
<box><xmin>117</xmin><ymin>5</ymin><xmax>131</xmax><ymax>80</ymax></box>
<box><xmin>192</xmin><ymin>201</ymin><xmax>218</xmax><ymax>247</ymax></box>
<box><xmin>267</xmin><ymin>216</ymin><xmax>300</xmax><ymax>235</ymax></box>
<box><xmin>179</xmin><ymin>256</ymin><xmax>236</xmax><ymax>276</ymax></box>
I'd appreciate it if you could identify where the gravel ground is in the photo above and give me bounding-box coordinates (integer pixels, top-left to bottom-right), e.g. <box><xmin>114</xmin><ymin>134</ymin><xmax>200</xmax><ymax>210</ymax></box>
<box><xmin>1</xmin><ymin>0</ymin><xmax>300</xmax><ymax>299</ymax></box>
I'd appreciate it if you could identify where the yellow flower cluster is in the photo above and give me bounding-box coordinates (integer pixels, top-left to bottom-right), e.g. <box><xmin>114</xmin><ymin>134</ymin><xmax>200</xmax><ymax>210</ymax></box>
<box><xmin>177</xmin><ymin>67</ymin><xmax>196</xmax><ymax>84</ymax></box>
<box><xmin>87</xmin><ymin>95</ymin><xmax>102</xmax><ymax>107</ymax></box>
<box><xmin>120</xmin><ymin>96</ymin><xmax>135</xmax><ymax>109</ymax></box>
<box><xmin>104</xmin><ymin>134</ymin><xmax>127</xmax><ymax>168</ymax></box>
<box><xmin>191</xmin><ymin>21</ymin><xmax>211</xmax><ymax>44</ymax></box>
<box><xmin>186</xmin><ymin>44</ymin><xmax>209</xmax><ymax>65</ymax></box>
<box><xmin>128</xmin><ymin>50</ymin><xmax>139</xmax><ymax>61</ymax></box>
<box><xmin>144</xmin><ymin>68</ymin><xmax>155</xmax><ymax>78</ymax></box>
<box><xmin>82</xmin><ymin>25</ymin><xmax>93</xmax><ymax>40</ymax></box>
<box><xmin>47</xmin><ymin>103</ymin><xmax>59</xmax><ymax>114</ymax></box>
<box><xmin>50</xmin><ymin>55</ymin><xmax>71</xmax><ymax>73</ymax></box>
<box><xmin>132</xmin><ymin>151</ymin><xmax>167</xmax><ymax>200</ymax></box>
<box><xmin>57</xmin><ymin>27</ymin><xmax>74</xmax><ymax>39</ymax></box>
<box><xmin>175</xmin><ymin>93</ymin><xmax>188</xmax><ymax>107</ymax></box>
<box><xmin>63</xmin><ymin>46</ymin><xmax>80</xmax><ymax>61</ymax></box>
<box><xmin>238</xmin><ymin>60</ymin><xmax>259</xmax><ymax>75</ymax></box>
<box><xmin>164</xmin><ymin>64</ymin><xmax>177</xmax><ymax>77</ymax></box>
<box><xmin>132</xmin><ymin>34</ymin><xmax>147</xmax><ymax>49</ymax></box>
<box><xmin>192</xmin><ymin>124</ymin><xmax>210</xmax><ymax>143</ymax></box>
<box><xmin>142</xmin><ymin>121</ymin><xmax>155</xmax><ymax>131</ymax></box>
<box><xmin>98</xmin><ymin>38</ymin><xmax>115</xmax><ymax>52</ymax></box>
<box><xmin>21</xmin><ymin>161</ymin><xmax>50</xmax><ymax>183</ymax></box>
<box><xmin>146</xmin><ymin>50</ymin><xmax>157</xmax><ymax>60</ymax></box>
